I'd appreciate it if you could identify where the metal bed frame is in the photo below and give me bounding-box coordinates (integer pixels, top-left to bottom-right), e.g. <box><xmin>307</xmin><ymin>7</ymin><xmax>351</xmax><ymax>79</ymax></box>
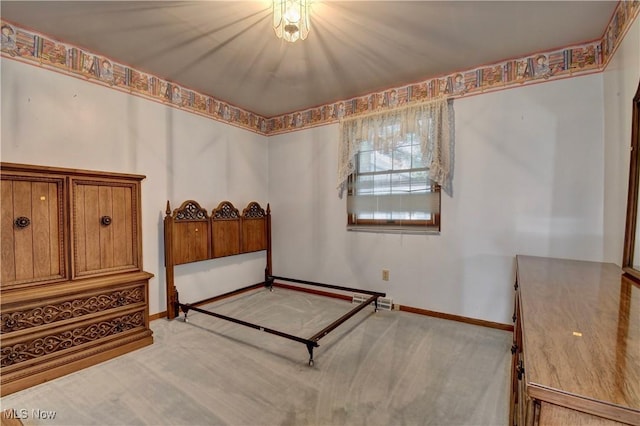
<box><xmin>177</xmin><ymin>276</ymin><xmax>384</xmax><ymax>366</ymax></box>
<box><xmin>164</xmin><ymin>200</ymin><xmax>385</xmax><ymax>366</ymax></box>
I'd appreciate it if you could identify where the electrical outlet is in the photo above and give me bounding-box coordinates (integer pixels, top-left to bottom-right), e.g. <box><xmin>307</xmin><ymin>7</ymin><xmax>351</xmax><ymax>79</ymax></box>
<box><xmin>382</xmin><ymin>269</ymin><xmax>390</xmax><ymax>281</ymax></box>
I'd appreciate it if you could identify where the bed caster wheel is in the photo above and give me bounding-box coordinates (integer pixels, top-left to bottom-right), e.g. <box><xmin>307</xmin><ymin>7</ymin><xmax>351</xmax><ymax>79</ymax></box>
<box><xmin>308</xmin><ymin>359</ymin><xmax>314</xmax><ymax>367</ymax></box>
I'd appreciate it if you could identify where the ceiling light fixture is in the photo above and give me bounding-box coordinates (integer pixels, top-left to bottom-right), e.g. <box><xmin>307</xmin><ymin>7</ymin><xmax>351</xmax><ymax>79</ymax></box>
<box><xmin>273</xmin><ymin>0</ymin><xmax>310</xmax><ymax>43</ymax></box>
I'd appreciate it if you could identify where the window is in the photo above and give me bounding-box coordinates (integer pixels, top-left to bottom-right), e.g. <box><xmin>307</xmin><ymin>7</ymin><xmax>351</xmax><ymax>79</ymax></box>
<box><xmin>347</xmin><ymin>132</ymin><xmax>440</xmax><ymax>229</ymax></box>
<box><xmin>337</xmin><ymin>97</ymin><xmax>453</xmax><ymax>233</ymax></box>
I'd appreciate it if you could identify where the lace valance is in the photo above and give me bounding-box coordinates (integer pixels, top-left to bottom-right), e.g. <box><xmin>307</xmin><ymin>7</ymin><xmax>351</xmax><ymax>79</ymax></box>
<box><xmin>337</xmin><ymin>97</ymin><xmax>454</xmax><ymax>196</ymax></box>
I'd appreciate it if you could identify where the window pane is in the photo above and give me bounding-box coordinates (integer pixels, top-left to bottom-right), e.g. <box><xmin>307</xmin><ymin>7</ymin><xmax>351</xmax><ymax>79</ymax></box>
<box><xmin>358</xmin><ymin>151</ymin><xmax>374</xmax><ymax>173</ymax></box>
<box><xmin>411</xmin><ymin>212</ymin><xmax>432</xmax><ymax>220</ymax></box>
<box><xmin>373</xmin><ymin>173</ymin><xmax>391</xmax><ymax>194</ymax></box>
<box><xmin>392</xmin><ymin>145</ymin><xmax>413</xmax><ymax>170</ymax></box>
<box><xmin>359</xmin><ymin>211</ymin><xmax>374</xmax><ymax>219</ymax></box>
<box><xmin>391</xmin><ymin>171</ymin><xmax>411</xmax><ymax>193</ymax></box>
<box><xmin>395</xmin><ymin>137</ymin><xmax>412</xmax><ymax>148</ymax></box>
<box><xmin>410</xmin><ymin>171</ymin><xmax>428</xmax><ymax>193</ymax></box>
<box><xmin>360</xmin><ymin>140</ymin><xmax>373</xmax><ymax>151</ymax></box>
<box><xmin>374</xmin><ymin>151</ymin><xmax>392</xmax><ymax>172</ymax></box>
<box><xmin>412</xmin><ymin>144</ymin><xmax>427</xmax><ymax>168</ymax></box>
<box><xmin>356</xmin><ymin>175</ymin><xmax>374</xmax><ymax>195</ymax></box>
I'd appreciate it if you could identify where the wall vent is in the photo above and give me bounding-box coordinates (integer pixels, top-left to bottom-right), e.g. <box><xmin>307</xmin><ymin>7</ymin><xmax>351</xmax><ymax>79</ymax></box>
<box><xmin>377</xmin><ymin>297</ymin><xmax>393</xmax><ymax>311</ymax></box>
<box><xmin>351</xmin><ymin>294</ymin><xmax>393</xmax><ymax>311</ymax></box>
<box><xmin>352</xmin><ymin>294</ymin><xmax>368</xmax><ymax>304</ymax></box>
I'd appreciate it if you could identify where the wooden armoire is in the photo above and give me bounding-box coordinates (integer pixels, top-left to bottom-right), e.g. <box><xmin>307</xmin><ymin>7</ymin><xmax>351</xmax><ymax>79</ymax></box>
<box><xmin>0</xmin><ymin>163</ymin><xmax>153</xmax><ymax>396</ymax></box>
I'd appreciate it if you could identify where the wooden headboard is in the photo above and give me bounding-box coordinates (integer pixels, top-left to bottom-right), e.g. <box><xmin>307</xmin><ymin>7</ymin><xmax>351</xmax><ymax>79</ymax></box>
<box><xmin>163</xmin><ymin>200</ymin><xmax>271</xmax><ymax>319</ymax></box>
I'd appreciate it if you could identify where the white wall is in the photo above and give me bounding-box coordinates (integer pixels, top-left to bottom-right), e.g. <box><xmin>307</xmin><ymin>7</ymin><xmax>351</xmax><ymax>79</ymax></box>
<box><xmin>268</xmin><ymin>75</ymin><xmax>605</xmax><ymax>324</ymax></box>
<box><xmin>0</xmin><ymin>60</ymin><xmax>269</xmax><ymax>315</ymax></box>
<box><xmin>2</xmin><ymin>16</ymin><xmax>637</xmax><ymax>324</ymax></box>
<box><xmin>603</xmin><ymin>17</ymin><xmax>640</xmax><ymax>265</ymax></box>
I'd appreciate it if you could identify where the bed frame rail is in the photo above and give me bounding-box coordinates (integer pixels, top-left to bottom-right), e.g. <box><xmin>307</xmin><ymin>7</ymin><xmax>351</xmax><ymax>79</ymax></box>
<box><xmin>180</xmin><ymin>303</ymin><xmax>319</xmax><ymax>348</ymax></box>
<box><xmin>268</xmin><ymin>275</ymin><xmax>385</xmax><ymax>297</ymax></box>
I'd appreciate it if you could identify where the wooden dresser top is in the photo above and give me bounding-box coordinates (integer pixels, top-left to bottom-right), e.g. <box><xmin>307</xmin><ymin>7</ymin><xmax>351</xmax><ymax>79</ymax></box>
<box><xmin>516</xmin><ymin>255</ymin><xmax>639</xmax><ymax>423</ymax></box>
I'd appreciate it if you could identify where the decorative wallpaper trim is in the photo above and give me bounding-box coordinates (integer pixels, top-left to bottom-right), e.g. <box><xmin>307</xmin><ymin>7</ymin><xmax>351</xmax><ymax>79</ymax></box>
<box><xmin>1</xmin><ymin>0</ymin><xmax>638</xmax><ymax>136</ymax></box>
<box><xmin>0</xmin><ymin>19</ymin><xmax>269</xmax><ymax>135</ymax></box>
<box><xmin>268</xmin><ymin>0</ymin><xmax>640</xmax><ymax>135</ymax></box>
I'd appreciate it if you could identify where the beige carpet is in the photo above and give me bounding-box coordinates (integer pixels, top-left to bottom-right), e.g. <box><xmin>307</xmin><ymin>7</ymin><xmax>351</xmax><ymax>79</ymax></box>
<box><xmin>1</xmin><ymin>287</ymin><xmax>512</xmax><ymax>425</ymax></box>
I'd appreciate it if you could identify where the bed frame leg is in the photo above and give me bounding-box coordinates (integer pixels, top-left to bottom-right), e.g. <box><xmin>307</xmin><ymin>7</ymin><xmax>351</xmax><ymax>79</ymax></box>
<box><xmin>182</xmin><ymin>306</ymin><xmax>190</xmax><ymax>323</ymax></box>
<box><xmin>265</xmin><ymin>274</ymin><xmax>274</xmax><ymax>292</ymax></box>
<box><xmin>172</xmin><ymin>288</ymin><xmax>182</xmax><ymax>321</ymax></box>
<box><xmin>306</xmin><ymin>344</ymin><xmax>315</xmax><ymax>367</ymax></box>
<box><xmin>374</xmin><ymin>298</ymin><xmax>379</xmax><ymax>313</ymax></box>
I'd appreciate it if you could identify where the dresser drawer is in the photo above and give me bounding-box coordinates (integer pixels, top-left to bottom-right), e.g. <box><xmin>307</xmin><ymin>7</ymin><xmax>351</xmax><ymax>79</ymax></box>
<box><xmin>0</xmin><ymin>307</ymin><xmax>152</xmax><ymax>396</ymax></box>
<box><xmin>1</xmin><ymin>306</ymin><xmax>147</xmax><ymax>371</ymax></box>
<box><xmin>1</xmin><ymin>282</ymin><xmax>147</xmax><ymax>335</ymax></box>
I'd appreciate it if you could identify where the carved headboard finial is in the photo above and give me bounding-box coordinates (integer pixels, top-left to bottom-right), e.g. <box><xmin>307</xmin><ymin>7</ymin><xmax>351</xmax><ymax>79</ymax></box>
<box><xmin>212</xmin><ymin>201</ymin><xmax>240</xmax><ymax>220</ymax></box>
<box><xmin>242</xmin><ymin>201</ymin><xmax>265</xmax><ymax>218</ymax></box>
<box><xmin>174</xmin><ymin>200</ymin><xmax>208</xmax><ymax>221</ymax></box>
<box><xmin>166</xmin><ymin>200</ymin><xmax>171</xmax><ymax>216</ymax></box>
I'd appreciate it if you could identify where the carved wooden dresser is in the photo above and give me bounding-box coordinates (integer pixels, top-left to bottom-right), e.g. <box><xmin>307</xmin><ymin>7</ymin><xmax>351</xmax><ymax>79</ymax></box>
<box><xmin>510</xmin><ymin>255</ymin><xmax>639</xmax><ymax>425</ymax></box>
<box><xmin>0</xmin><ymin>163</ymin><xmax>153</xmax><ymax>396</ymax></box>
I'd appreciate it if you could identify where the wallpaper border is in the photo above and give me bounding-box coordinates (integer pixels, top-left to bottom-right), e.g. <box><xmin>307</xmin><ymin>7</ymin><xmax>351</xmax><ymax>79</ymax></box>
<box><xmin>1</xmin><ymin>0</ymin><xmax>638</xmax><ymax>136</ymax></box>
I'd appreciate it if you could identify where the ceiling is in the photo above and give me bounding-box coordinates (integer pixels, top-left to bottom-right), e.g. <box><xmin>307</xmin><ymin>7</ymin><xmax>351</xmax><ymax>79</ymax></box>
<box><xmin>0</xmin><ymin>1</ymin><xmax>618</xmax><ymax>118</ymax></box>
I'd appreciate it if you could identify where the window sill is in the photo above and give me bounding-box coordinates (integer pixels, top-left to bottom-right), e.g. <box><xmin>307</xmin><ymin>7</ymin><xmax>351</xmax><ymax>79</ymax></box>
<box><xmin>347</xmin><ymin>226</ymin><xmax>440</xmax><ymax>235</ymax></box>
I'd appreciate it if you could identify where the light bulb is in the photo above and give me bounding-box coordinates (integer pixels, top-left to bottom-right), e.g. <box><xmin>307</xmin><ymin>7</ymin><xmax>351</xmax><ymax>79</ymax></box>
<box><xmin>285</xmin><ymin>4</ymin><xmax>300</xmax><ymax>23</ymax></box>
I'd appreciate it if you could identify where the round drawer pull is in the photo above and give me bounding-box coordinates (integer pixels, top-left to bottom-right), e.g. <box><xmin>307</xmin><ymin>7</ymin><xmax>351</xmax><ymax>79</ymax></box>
<box><xmin>101</xmin><ymin>216</ymin><xmax>112</xmax><ymax>226</ymax></box>
<box><xmin>14</xmin><ymin>216</ymin><xmax>31</xmax><ymax>229</ymax></box>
